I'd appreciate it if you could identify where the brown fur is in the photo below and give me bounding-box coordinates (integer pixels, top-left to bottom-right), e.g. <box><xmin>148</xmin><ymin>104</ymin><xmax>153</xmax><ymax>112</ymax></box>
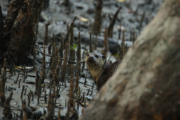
<box><xmin>85</xmin><ymin>52</ymin><xmax>121</xmax><ymax>90</ymax></box>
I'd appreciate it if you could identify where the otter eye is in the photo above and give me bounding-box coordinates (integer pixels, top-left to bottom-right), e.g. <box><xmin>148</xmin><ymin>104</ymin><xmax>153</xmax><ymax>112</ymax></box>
<box><xmin>102</xmin><ymin>55</ymin><xmax>106</xmax><ymax>59</ymax></box>
<box><xmin>95</xmin><ymin>54</ymin><xmax>99</xmax><ymax>58</ymax></box>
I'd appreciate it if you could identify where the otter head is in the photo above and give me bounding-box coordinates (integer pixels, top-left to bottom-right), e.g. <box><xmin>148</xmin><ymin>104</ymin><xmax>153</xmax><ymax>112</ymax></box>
<box><xmin>85</xmin><ymin>52</ymin><xmax>106</xmax><ymax>82</ymax></box>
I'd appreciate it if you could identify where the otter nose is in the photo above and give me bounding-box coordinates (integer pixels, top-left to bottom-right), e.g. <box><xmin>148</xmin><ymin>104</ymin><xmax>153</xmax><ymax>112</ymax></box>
<box><xmin>88</xmin><ymin>55</ymin><xmax>94</xmax><ymax>62</ymax></box>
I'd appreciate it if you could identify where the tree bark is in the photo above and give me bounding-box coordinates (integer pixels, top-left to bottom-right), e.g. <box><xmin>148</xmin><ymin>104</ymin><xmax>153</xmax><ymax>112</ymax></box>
<box><xmin>0</xmin><ymin>0</ymin><xmax>43</xmax><ymax>64</ymax></box>
<box><xmin>0</xmin><ymin>5</ymin><xmax>3</xmax><ymax>44</ymax></box>
<box><xmin>0</xmin><ymin>0</ymin><xmax>24</xmax><ymax>56</ymax></box>
<box><xmin>81</xmin><ymin>0</ymin><xmax>180</xmax><ymax>120</ymax></box>
<box><xmin>44</xmin><ymin>0</ymin><xmax>50</xmax><ymax>9</ymax></box>
<box><xmin>90</xmin><ymin>0</ymin><xmax>103</xmax><ymax>35</ymax></box>
<box><xmin>108</xmin><ymin>7</ymin><xmax>121</xmax><ymax>38</ymax></box>
<box><xmin>63</xmin><ymin>0</ymin><xmax>69</xmax><ymax>7</ymax></box>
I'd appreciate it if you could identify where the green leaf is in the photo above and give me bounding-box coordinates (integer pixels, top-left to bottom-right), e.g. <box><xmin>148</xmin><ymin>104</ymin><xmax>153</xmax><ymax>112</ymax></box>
<box><xmin>73</xmin><ymin>44</ymin><xmax>77</xmax><ymax>49</ymax></box>
<box><xmin>71</xmin><ymin>44</ymin><xmax>77</xmax><ymax>50</ymax></box>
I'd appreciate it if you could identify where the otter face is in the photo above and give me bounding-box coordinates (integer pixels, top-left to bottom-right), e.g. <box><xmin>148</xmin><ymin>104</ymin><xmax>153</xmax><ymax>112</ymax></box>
<box><xmin>85</xmin><ymin>52</ymin><xmax>106</xmax><ymax>81</ymax></box>
<box><xmin>85</xmin><ymin>52</ymin><xmax>106</xmax><ymax>66</ymax></box>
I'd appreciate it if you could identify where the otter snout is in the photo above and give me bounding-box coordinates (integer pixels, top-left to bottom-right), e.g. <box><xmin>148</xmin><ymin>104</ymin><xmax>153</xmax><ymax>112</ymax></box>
<box><xmin>85</xmin><ymin>52</ymin><xmax>105</xmax><ymax>65</ymax></box>
<box><xmin>86</xmin><ymin>55</ymin><xmax>95</xmax><ymax>63</ymax></box>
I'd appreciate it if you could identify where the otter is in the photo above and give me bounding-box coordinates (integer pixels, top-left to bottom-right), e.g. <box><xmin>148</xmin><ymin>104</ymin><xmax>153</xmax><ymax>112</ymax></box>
<box><xmin>85</xmin><ymin>52</ymin><xmax>121</xmax><ymax>90</ymax></box>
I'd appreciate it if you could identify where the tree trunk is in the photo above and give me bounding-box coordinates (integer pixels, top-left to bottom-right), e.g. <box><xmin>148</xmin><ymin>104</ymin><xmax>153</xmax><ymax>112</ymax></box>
<box><xmin>90</xmin><ymin>0</ymin><xmax>103</xmax><ymax>35</ymax></box>
<box><xmin>0</xmin><ymin>5</ymin><xmax>3</xmax><ymax>44</ymax></box>
<box><xmin>0</xmin><ymin>0</ymin><xmax>24</xmax><ymax>56</ymax></box>
<box><xmin>81</xmin><ymin>0</ymin><xmax>180</xmax><ymax>120</ymax></box>
<box><xmin>63</xmin><ymin>0</ymin><xmax>70</xmax><ymax>7</ymax></box>
<box><xmin>44</xmin><ymin>0</ymin><xmax>50</xmax><ymax>9</ymax></box>
<box><xmin>108</xmin><ymin>7</ymin><xmax>121</xmax><ymax>38</ymax></box>
<box><xmin>0</xmin><ymin>0</ymin><xmax>43</xmax><ymax>64</ymax></box>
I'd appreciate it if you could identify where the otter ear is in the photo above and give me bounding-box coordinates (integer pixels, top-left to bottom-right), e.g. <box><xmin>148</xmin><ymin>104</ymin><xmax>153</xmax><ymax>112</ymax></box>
<box><xmin>102</xmin><ymin>55</ymin><xmax>106</xmax><ymax>59</ymax></box>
